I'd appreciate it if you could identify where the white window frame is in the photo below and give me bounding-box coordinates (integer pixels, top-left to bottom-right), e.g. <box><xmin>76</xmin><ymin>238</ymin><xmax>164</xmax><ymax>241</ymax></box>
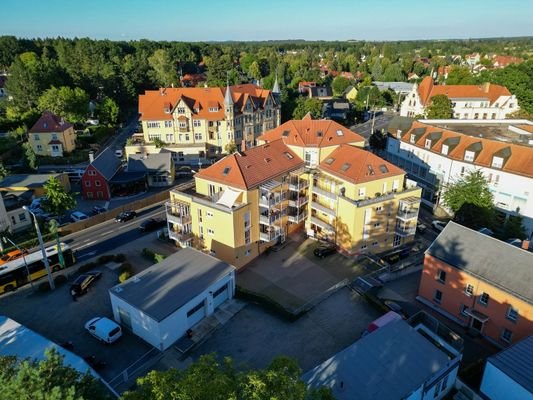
<box><xmin>500</xmin><ymin>328</ymin><xmax>513</xmax><ymax>343</ymax></box>
<box><xmin>506</xmin><ymin>306</ymin><xmax>519</xmax><ymax>322</ymax></box>
<box><xmin>479</xmin><ymin>292</ymin><xmax>490</xmax><ymax>306</ymax></box>
<box><xmin>492</xmin><ymin>156</ymin><xmax>503</xmax><ymax>169</ymax></box>
<box><xmin>436</xmin><ymin>269</ymin><xmax>446</xmax><ymax>284</ymax></box>
<box><xmin>464</xmin><ymin>284</ymin><xmax>474</xmax><ymax>296</ymax></box>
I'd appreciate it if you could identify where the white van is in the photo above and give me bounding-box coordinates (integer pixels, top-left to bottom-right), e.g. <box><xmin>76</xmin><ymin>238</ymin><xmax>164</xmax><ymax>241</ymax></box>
<box><xmin>84</xmin><ymin>317</ymin><xmax>122</xmax><ymax>344</ymax></box>
<box><xmin>115</xmin><ymin>149</ymin><xmax>123</xmax><ymax>158</ymax></box>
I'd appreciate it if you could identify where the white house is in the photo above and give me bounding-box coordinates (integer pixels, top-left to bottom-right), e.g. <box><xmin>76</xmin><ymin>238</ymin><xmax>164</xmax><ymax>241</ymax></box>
<box><xmin>480</xmin><ymin>335</ymin><xmax>533</xmax><ymax>400</ymax></box>
<box><xmin>385</xmin><ymin>119</ymin><xmax>533</xmax><ymax>238</ymax></box>
<box><xmin>303</xmin><ymin>312</ymin><xmax>463</xmax><ymax>400</ymax></box>
<box><xmin>400</xmin><ymin>76</ymin><xmax>519</xmax><ymax>119</ymax></box>
<box><xmin>109</xmin><ymin>248</ymin><xmax>235</xmax><ymax>351</ymax></box>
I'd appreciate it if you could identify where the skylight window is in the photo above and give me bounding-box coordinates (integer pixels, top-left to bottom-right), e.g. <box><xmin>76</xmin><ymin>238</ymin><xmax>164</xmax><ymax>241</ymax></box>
<box><xmin>223</xmin><ymin>167</ymin><xmax>231</xmax><ymax>176</ymax></box>
<box><xmin>284</xmin><ymin>152</ymin><xmax>294</xmax><ymax>160</ymax></box>
<box><xmin>341</xmin><ymin>163</ymin><xmax>351</xmax><ymax>172</ymax></box>
<box><xmin>379</xmin><ymin>164</ymin><xmax>389</xmax><ymax>173</ymax></box>
<box><xmin>317</xmin><ymin>131</ymin><xmax>323</xmax><ymax>137</ymax></box>
<box><xmin>336</xmin><ymin>129</ymin><xmax>344</xmax><ymax>136</ymax></box>
<box><xmin>324</xmin><ymin>157</ymin><xmax>335</xmax><ymax>165</ymax></box>
<box><xmin>282</xmin><ymin>130</ymin><xmax>290</xmax><ymax>137</ymax></box>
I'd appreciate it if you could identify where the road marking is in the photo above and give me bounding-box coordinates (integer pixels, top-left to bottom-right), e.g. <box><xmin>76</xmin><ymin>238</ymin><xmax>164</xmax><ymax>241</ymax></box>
<box><xmin>77</xmin><ymin>251</ymin><xmax>97</xmax><ymax>258</ymax></box>
<box><xmin>74</xmin><ymin>240</ymin><xmax>97</xmax><ymax>250</ymax></box>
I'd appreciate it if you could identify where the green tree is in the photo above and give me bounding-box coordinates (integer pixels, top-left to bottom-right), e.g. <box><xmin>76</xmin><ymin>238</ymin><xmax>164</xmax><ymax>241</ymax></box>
<box><xmin>331</xmin><ymin>76</ymin><xmax>351</xmax><ymax>96</ymax></box>
<box><xmin>225</xmin><ymin>141</ymin><xmax>238</xmax><ymax>154</ymax></box>
<box><xmin>292</xmin><ymin>97</ymin><xmax>323</xmax><ymax>119</ymax></box>
<box><xmin>97</xmin><ymin>97</ymin><xmax>120</xmax><ymax>126</ymax></box>
<box><xmin>0</xmin><ymin>347</ymin><xmax>112</xmax><ymax>400</ymax></box>
<box><xmin>501</xmin><ymin>215</ymin><xmax>527</xmax><ymax>240</ymax></box>
<box><xmin>445</xmin><ymin>67</ymin><xmax>476</xmax><ymax>85</ymax></box>
<box><xmin>248</xmin><ymin>61</ymin><xmax>262</xmax><ymax>81</ymax></box>
<box><xmin>426</xmin><ymin>94</ymin><xmax>453</xmax><ymax>119</ymax></box>
<box><xmin>22</xmin><ymin>142</ymin><xmax>37</xmax><ymax>170</ymax></box>
<box><xmin>152</xmin><ymin>137</ymin><xmax>166</xmax><ymax>148</ymax></box>
<box><xmin>0</xmin><ymin>163</ymin><xmax>8</xmax><ymax>179</ymax></box>
<box><xmin>371</xmin><ymin>58</ymin><xmax>383</xmax><ymax>80</ymax></box>
<box><xmin>441</xmin><ymin>170</ymin><xmax>495</xmax><ymax>229</ymax></box>
<box><xmin>148</xmin><ymin>49</ymin><xmax>177</xmax><ymax>87</ymax></box>
<box><xmin>122</xmin><ymin>354</ymin><xmax>332</xmax><ymax>400</ymax></box>
<box><xmin>42</xmin><ymin>176</ymin><xmax>76</xmax><ymax>216</ymax></box>
<box><xmin>382</xmin><ymin>64</ymin><xmax>405</xmax><ymax>82</ymax></box>
<box><xmin>38</xmin><ymin>86</ymin><xmax>90</xmax><ymax>123</ymax></box>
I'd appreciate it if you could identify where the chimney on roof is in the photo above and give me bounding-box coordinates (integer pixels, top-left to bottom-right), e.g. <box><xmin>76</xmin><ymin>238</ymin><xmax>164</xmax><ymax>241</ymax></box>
<box><xmin>241</xmin><ymin>140</ymin><xmax>246</xmax><ymax>152</ymax></box>
<box><xmin>522</xmin><ymin>240</ymin><xmax>530</xmax><ymax>251</ymax></box>
<box><xmin>482</xmin><ymin>82</ymin><xmax>491</xmax><ymax>93</ymax></box>
<box><xmin>159</xmin><ymin>88</ymin><xmax>166</xmax><ymax>96</ymax></box>
<box><xmin>89</xmin><ymin>151</ymin><xmax>94</xmax><ymax>163</ymax></box>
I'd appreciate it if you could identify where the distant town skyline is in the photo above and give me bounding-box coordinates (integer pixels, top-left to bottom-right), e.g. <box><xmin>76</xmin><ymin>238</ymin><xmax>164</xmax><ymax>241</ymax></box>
<box><xmin>2</xmin><ymin>0</ymin><xmax>532</xmax><ymax>42</ymax></box>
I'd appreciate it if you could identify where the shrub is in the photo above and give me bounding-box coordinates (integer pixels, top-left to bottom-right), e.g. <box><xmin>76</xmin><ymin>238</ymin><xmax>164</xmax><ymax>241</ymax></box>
<box><xmin>118</xmin><ymin>270</ymin><xmax>131</xmax><ymax>282</ymax></box>
<box><xmin>118</xmin><ymin>262</ymin><xmax>133</xmax><ymax>283</ymax></box>
<box><xmin>38</xmin><ymin>282</ymin><xmax>51</xmax><ymax>293</ymax></box>
<box><xmin>142</xmin><ymin>248</ymin><xmax>166</xmax><ymax>263</ymax></box>
<box><xmin>54</xmin><ymin>275</ymin><xmax>67</xmax><ymax>286</ymax></box>
<box><xmin>114</xmin><ymin>254</ymin><xmax>126</xmax><ymax>263</ymax></box>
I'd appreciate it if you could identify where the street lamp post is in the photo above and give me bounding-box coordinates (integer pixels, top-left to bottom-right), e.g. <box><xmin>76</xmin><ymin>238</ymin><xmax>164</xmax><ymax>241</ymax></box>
<box><xmin>22</xmin><ymin>206</ymin><xmax>55</xmax><ymax>290</ymax></box>
<box><xmin>2</xmin><ymin>237</ymin><xmax>35</xmax><ymax>292</ymax></box>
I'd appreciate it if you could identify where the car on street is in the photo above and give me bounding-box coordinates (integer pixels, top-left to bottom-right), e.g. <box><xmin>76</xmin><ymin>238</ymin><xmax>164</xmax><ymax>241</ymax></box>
<box><xmin>70</xmin><ymin>271</ymin><xmax>102</xmax><ymax>297</ymax></box>
<box><xmin>84</xmin><ymin>317</ymin><xmax>122</xmax><ymax>344</ymax></box>
<box><xmin>0</xmin><ymin>249</ymin><xmax>28</xmax><ymax>265</ymax></box>
<box><xmin>139</xmin><ymin>218</ymin><xmax>166</xmax><ymax>232</ymax></box>
<box><xmin>92</xmin><ymin>206</ymin><xmax>107</xmax><ymax>215</ymax></box>
<box><xmin>431</xmin><ymin>220</ymin><xmax>447</xmax><ymax>232</ymax></box>
<box><xmin>416</xmin><ymin>222</ymin><xmax>427</xmax><ymax>234</ymax></box>
<box><xmin>313</xmin><ymin>243</ymin><xmax>337</xmax><ymax>258</ymax></box>
<box><xmin>115</xmin><ymin>210</ymin><xmax>137</xmax><ymax>222</ymax></box>
<box><xmin>71</xmin><ymin>211</ymin><xmax>89</xmax><ymax>222</ymax></box>
<box><xmin>383</xmin><ymin>300</ymin><xmax>407</xmax><ymax>318</ymax></box>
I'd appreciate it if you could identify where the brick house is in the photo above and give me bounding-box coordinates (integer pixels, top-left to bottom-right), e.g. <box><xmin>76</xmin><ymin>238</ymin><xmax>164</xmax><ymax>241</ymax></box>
<box><xmin>81</xmin><ymin>148</ymin><xmax>121</xmax><ymax>200</ymax></box>
<box><xmin>417</xmin><ymin>222</ymin><xmax>533</xmax><ymax>348</ymax></box>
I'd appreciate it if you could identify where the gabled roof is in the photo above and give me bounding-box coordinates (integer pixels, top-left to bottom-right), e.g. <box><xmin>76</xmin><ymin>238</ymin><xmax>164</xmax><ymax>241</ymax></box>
<box><xmin>29</xmin><ymin>111</ymin><xmax>72</xmax><ymax>133</ymax></box>
<box><xmin>87</xmin><ymin>148</ymin><xmax>122</xmax><ymax>181</ymax></box>
<box><xmin>194</xmin><ymin>139</ymin><xmax>304</xmax><ymax>190</ymax></box>
<box><xmin>0</xmin><ymin>173</ymin><xmax>66</xmax><ymax>190</ymax></box>
<box><xmin>303</xmin><ymin>318</ymin><xmax>450</xmax><ymax>400</ymax></box>
<box><xmin>128</xmin><ymin>153</ymin><xmax>172</xmax><ymax>173</ymax></box>
<box><xmin>426</xmin><ymin>222</ymin><xmax>533</xmax><ymax>303</ymax></box>
<box><xmin>417</xmin><ymin>76</ymin><xmax>512</xmax><ymax>106</ymax></box>
<box><xmin>319</xmin><ymin>144</ymin><xmax>404</xmax><ymax>184</ymax></box>
<box><xmin>258</xmin><ymin>118</ymin><xmax>364</xmax><ymax>148</ymax></box>
<box><xmin>486</xmin><ymin>335</ymin><xmax>533</xmax><ymax>395</ymax></box>
<box><xmin>139</xmin><ymin>84</ymin><xmax>274</xmax><ymax>121</ymax></box>
<box><xmin>399</xmin><ymin>121</ymin><xmax>533</xmax><ymax>178</ymax></box>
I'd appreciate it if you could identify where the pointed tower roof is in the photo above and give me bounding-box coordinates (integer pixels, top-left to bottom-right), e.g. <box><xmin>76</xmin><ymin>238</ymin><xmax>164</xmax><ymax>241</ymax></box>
<box><xmin>224</xmin><ymin>77</ymin><xmax>233</xmax><ymax>106</ymax></box>
<box><xmin>272</xmin><ymin>76</ymin><xmax>280</xmax><ymax>94</ymax></box>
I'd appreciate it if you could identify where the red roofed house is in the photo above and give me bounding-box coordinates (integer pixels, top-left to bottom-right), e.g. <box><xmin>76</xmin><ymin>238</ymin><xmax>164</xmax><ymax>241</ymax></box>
<box><xmin>28</xmin><ymin>111</ymin><xmax>77</xmax><ymax>157</ymax></box>
<box><xmin>491</xmin><ymin>55</ymin><xmax>523</xmax><ymax>69</ymax></box>
<box><xmin>298</xmin><ymin>81</ymin><xmax>317</xmax><ymax>94</ymax></box>
<box><xmin>400</xmin><ymin>76</ymin><xmax>519</xmax><ymax>119</ymax></box>
<box><xmin>166</xmin><ymin>116</ymin><xmax>421</xmax><ymax>269</ymax></box>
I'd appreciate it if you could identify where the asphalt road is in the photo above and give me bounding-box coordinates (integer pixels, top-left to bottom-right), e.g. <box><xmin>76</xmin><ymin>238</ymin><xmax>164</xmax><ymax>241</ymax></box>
<box><xmin>351</xmin><ymin>112</ymin><xmax>395</xmax><ymax>141</ymax></box>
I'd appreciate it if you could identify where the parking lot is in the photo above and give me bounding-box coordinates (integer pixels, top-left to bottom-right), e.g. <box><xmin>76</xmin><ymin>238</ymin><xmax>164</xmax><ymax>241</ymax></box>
<box><xmin>0</xmin><ymin>232</ymin><xmax>178</xmax><ymax>383</ymax></box>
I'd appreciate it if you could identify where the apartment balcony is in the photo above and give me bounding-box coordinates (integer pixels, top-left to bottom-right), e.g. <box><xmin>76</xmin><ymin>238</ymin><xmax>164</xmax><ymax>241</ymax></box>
<box><xmin>259</xmin><ymin>229</ymin><xmax>281</xmax><ymax>242</ymax></box>
<box><xmin>395</xmin><ymin>225</ymin><xmax>416</xmax><ymax>237</ymax></box>
<box><xmin>396</xmin><ymin>209</ymin><xmax>419</xmax><ymax>221</ymax></box>
<box><xmin>311</xmin><ymin>201</ymin><xmax>336</xmax><ymax>217</ymax></box>
<box><xmin>289</xmin><ymin>180</ymin><xmax>309</xmax><ymax>191</ymax></box>
<box><xmin>311</xmin><ymin>185</ymin><xmax>337</xmax><ymax>200</ymax></box>
<box><xmin>288</xmin><ymin>211</ymin><xmax>307</xmax><ymax>223</ymax></box>
<box><xmin>165</xmin><ymin>202</ymin><xmax>192</xmax><ymax>225</ymax></box>
<box><xmin>310</xmin><ymin>216</ymin><xmax>335</xmax><ymax>233</ymax></box>
<box><xmin>259</xmin><ymin>213</ymin><xmax>281</xmax><ymax>226</ymax></box>
<box><xmin>288</xmin><ymin>197</ymin><xmax>308</xmax><ymax>207</ymax></box>
<box><xmin>169</xmin><ymin>229</ymin><xmax>194</xmax><ymax>242</ymax></box>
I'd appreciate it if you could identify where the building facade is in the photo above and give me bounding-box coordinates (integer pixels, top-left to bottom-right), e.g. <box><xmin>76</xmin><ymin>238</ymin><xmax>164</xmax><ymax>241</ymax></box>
<box><xmin>400</xmin><ymin>77</ymin><xmax>519</xmax><ymax>119</ymax></box>
<box><xmin>28</xmin><ymin>111</ymin><xmax>77</xmax><ymax>157</ymax></box>
<box><xmin>128</xmin><ymin>83</ymin><xmax>281</xmax><ymax>167</ymax></box>
<box><xmin>166</xmin><ymin>118</ymin><xmax>421</xmax><ymax>269</ymax></box>
<box><xmin>418</xmin><ymin>222</ymin><xmax>533</xmax><ymax>348</ymax></box>
<box><xmin>385</xmin><ymin>119</ymin><xmax>533</xmax><ymax>237</ymax></box>
<box><xmin>81</xmin><ymin>149</ymin><xmax>122</xmax><ymax>200</ymax></box>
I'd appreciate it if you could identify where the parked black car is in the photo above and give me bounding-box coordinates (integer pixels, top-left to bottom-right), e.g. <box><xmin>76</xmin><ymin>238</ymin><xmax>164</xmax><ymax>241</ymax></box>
<box><xmin>313</xmin><ymin>243</ymin><xmax>337</xmax><ymax>258</ymax></box>
<box><xmin>70</xmin><ymin>271</ymin><xmax>102</xmax><ymax>297</ymax></box>
<box><xmin>139</xmin><ymin>218</ymin><xmax>165</xmax><ymax>232</ymax></box>
<box><xmin>115</xmin><ymin>211</ymin><xmax>137</xmax><ymax>222</ymax></box>
<box><xmin>92</xmin><ymin>206</ymin><xmax>107</xmax><ymax>215</ymax></box>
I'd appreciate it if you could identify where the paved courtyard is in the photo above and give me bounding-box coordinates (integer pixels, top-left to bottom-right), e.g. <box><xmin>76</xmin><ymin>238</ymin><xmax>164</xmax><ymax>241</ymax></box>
<box><xmin>237</xmin><ymin>234</ymin><xmax>381</xmax><ymax>315</ymax></box>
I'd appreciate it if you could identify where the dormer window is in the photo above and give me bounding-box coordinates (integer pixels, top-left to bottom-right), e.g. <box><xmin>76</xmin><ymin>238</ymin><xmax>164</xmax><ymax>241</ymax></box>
<box><xmin>492</xmin><ymin>156</ymin><xmax>503</xmax><ymax>169</ymax></box>
<box><xmin>396</xmin><ymin>130</ymin><xmax>402</xmax><ymax>139</ymax></box>
<box><xmin>424</xmin><ymin>139</ymin><xmax>431</xmax><ymax>149</ymax></box>
<box><xmin>464</xmin><ymin>150</ymin><xmax>475</xmax><ymax>162</ymax></box>
<box><xmin>194</xmin><ymin>107</ymin><xmax>200</xmax><ymax>113</ymax></box>
<box><xmin>410</xmin><ymin>134</ymin><xmax>416</xmax><ymax>144</ymax></box>
<box><xmin>441</xmin><ymin>144</ymin><xmax>449</xmax><ymax>155</ymax></box>
<box><xmin>209</xmin><ymin>107</ymin><xmax>219</xmax><ymax>112</ymax></box>
<box><xmin>177</xmin><ymin>107</ymin><xmax>186</xmax><ymax>114</ymax></box>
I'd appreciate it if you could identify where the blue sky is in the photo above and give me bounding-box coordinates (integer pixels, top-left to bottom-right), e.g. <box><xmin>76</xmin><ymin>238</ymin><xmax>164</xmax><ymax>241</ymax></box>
<box><xmin>2</xmin><ymin>0</ymin><xmax>532</xmax><ymax>41</ymax></box>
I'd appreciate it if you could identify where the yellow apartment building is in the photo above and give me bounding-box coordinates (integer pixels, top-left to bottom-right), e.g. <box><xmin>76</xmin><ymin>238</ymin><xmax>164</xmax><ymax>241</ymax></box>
<box><xmin>128</xmin><ymin>82</ymin><xmax>281</xmax><ymax>167</ymax></box>
<box><xmin>166</xmin><ymin>118</ymin><xmax>421</xmax><ymax>269</ymax></box>
<box><xmin>28</xmin><ymin>111</ymin><xmax>77</xmax><ymax>157</ymax></box>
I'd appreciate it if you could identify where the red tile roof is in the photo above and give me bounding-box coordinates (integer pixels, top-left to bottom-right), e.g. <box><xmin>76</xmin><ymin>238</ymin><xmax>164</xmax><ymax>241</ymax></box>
<box><xmin>492</xmin><ymin>55</ymin><xmax>523</xmax><ymax>68</ymax></box>
<box><xmin>194</xmin><ymin>139</ymin><xmax>304</xmax><ymax>190</ymax></box>
<box><xmin>29</xmin><ymin>111</ymin><xmax>72</xmax><ymax>133</ymax></box>
<box><xmin>258</xmin><ymin>117</ymin><xmax>364</xmax><ymax>148</ymax></box>
<box><xmin>139</xmin><ymin>84</ymin><xmax>275</xmax><ymax>122</ymax></box>
<box><xmin>417</xmin><ymin>76</ymin><xmax>512</xmax><ymax>106</ymax></box>
<box><xmin>319</xmin><ymin>144</ymin><xmax>404</xmax><ymax>184</ymax></box>
<box><xmin>401</xmin><ymin>121</ymin><xmax>533</xmax><ymax>178</ymax></box>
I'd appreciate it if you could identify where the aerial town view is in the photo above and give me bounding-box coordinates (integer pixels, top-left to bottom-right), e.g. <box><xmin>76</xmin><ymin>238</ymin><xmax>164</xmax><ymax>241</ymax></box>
<box><xmin>0</xmin><ymin>0</ymin><xmax>532</xmax><ymax>399</ymax></box>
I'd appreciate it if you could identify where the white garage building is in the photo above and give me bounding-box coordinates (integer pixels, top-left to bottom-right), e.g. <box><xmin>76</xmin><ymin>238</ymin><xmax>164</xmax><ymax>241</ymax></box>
<box><xmin>109</xmin><ymin>248</ymin><xmax>235</xmax><ymax>351</ymax></box>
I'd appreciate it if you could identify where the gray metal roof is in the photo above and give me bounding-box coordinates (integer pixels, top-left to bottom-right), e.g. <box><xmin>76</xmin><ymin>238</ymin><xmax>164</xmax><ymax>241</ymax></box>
<box><xmin>487</xmin><ymin>335</ymin><xmax>533</xmax><ymax>395</ymax></box>
<box><xmin>90</xmin><ymin>147</ymin><xmax>122</xmax><ymax>180</ymax></box>
<box><xmin>303</xmin><ymin>319</ymin><xmax>450</xmax><ymax>400</ymax></box>
<box><xmin>0</xmin><ymin>173</ymin><xmax>66</xmax><ymax>188</ymax></box>
<box><xmin>110</xmin><ymin>248</ymin><xmax>235</xmax><ymax>322</ymax></box>
<box><xmin>128</xmin><ymin>153</ymin><xmax>172</xmax><ymax>173</ymax></box>
<box><xmin>426</xmin><ymin>222</ymin><xmax>533</xmax><ymax>303</ymax></box>
<box><xmin>374</xmin><ymin>81</ymin><xmax>414</xmax><ymax>94</ymax></box>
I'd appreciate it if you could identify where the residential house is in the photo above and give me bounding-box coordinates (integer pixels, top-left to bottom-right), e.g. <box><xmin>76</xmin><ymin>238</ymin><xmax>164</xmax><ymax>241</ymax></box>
<box><xmin>491</xmin><ymin>55</ymin><xmax>523</xmax><ymax>69</ymax></box>
<box><xmin>465</xmin><ymin>53</ymin><xmax>481</xmax><ymax>67</ymax></box>
<box><xmin>417</xmin><ymin>222</ymin><xmax>533</xmax><ymax>347</ymax></box>
<box><xmin>385</xmin><ymin>118</ymin><xmax>533</xmax><ymax>237</ymax></box>
<box><xmin>180</xmin><ymin>73</ymin><xmax>206</xmax><ymax>87</ymax></box>
<box><xmin>343</xmin><ymin>85</ymin><xmax>358</xmax><ymax>102</ymax></box>
<box><xmin>166</xmin><ymin>117</ymin><xmax>421</xmax><ymax>269</ymax></box>
<box><xmin>437</xmin><ymin>66</ymin><xmax>452</xmax><ymax>80</ymax></box>
<box><xmin>298</xmin><ymin>81</ymin><xmax>316</xmax><ymax>94</ymax></box>
<box><xmin>128</xmin><ymin>83</ymin><xmax>281</xmax><ymax>167</ymax></box>
<box><xmin>308</xmin><ymin>86</ymin><xmax>333</xmax><ymax>101</ymax></box>
<box><xmin>0</xmin><ymin>191</ymin><xmax>32</xmax><ymax>232</ymax></box>
<box><xmin>0</xmin><ymin>173</ymin><xmax>70</xmax><ymax>198</ymax></box>
<box><xmin>109</xmin><ymin>248</ymin><xmax>235</xmax><ymax>351</ymax></box>
<box><xmin>400</xmin><ymin>77</ymin><xmax>519</xmax><ymax>119</ymax></box>
<box><xmin>303</xmin><ymin>312</ymin><xmax>463</xmax><ymax>400</ymax></box>
<box><xmin>323</xmin><ymin>99</ymin><xmax>351</xmax><ymax>122</ymax></box>
<box><xmin>80</xmin><ymin>148</ymin><xmax>122</xmax><ymax>200</ymax></box>
<box><xmin>408</xmin><ymin>72</ymin><xmax>420</xmax><ymax>81</ymax></box>
<box><xmin>28</xmin><ymin>111</ymin><xmax>77</xmax><ymax>157</ymax></box>
<box><xmin>480</xmin><ymin>335</ymin><xmax>533</xmax><ymax>400</ymax></box>
<box><xmin>127</xmin><ymin>152</ymin><xmax>175</xmax><ymax>187</ymax></box>
<box><xmin>374</xmin><ymin>81</ymin><xmax>415</xmax><ymax>96</ymax></box>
